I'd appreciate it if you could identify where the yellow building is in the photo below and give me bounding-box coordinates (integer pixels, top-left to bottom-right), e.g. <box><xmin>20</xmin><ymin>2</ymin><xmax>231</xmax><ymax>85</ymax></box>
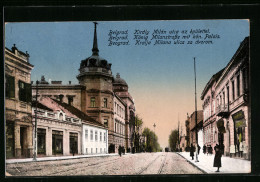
<box><xmin>5</xmin><ymin>45</ymin><xmax>34</xmax><ymax>158</ymax></box>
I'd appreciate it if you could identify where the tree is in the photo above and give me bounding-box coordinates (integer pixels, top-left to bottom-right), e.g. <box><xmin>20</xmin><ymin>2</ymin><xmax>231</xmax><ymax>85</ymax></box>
<box><xmin>168</xmin><ymin>130</ymin><xmax>179</xmax><ymax>152</ymax></box>
<box><xmin>132</xmin><ymin>115</ymin><xmax>143</xmax><ymax>153</ymax></box>
<box><xmin>142</xmin><ymin>127</ymin><xmax>161</xmax><ymax>152</ymax></box>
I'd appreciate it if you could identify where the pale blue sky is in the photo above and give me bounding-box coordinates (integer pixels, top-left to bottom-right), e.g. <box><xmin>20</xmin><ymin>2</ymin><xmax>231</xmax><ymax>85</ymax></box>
<box><xmin>5</xmin><ymin>20</ymin><xmax>249</xmax><ymax>148</ymax></box>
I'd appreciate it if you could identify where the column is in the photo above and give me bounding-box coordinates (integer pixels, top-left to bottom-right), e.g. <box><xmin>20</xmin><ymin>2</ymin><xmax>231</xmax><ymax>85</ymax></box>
<box><xmin>46</xmin><ymin>127</ymin><xmax>52</xmax><ymax>156</ymax></box>
<box><xmin>27</xmin><ymin>125</ymin><xmax>33</xmax><ymax>157</ymax></box>
<box><xmin>14</xmin><ymin>123</ymin><xmax>21</xmax><ymax>158</ymax></box>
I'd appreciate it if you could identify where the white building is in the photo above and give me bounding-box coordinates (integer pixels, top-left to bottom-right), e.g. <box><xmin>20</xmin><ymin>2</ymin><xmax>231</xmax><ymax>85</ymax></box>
<box><xmin>82</xmin><ymin>123</ymin><xmax>108</xmax><ymax>155</ymax></box>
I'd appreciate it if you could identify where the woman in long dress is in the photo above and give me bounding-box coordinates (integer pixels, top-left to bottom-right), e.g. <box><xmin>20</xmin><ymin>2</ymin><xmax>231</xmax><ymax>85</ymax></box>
<box><xmin>213</xmin><ymin>144</ymin><xmax>222</xmax><ymax>172</ymax></box>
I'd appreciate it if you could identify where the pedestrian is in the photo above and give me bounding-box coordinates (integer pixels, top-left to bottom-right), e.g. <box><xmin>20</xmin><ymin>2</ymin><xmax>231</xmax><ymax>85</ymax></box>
<box><xmin>213</xmin><ymin>144</ymin><xmax>222</xmax><ymax>172</ymax></box>
<box><xmin>119</xmin><ymin>145</ymin><xmax>122</xmax><ymax>157</ymax></box>
<box><xmin>209</xmin><ymin>145</ymin><xmax>213</xmax><ymax>155</ymax></box>
<box><xmin>203</xmin><ymin>145</ymin><xmax>206</xmax><ymax>154</ymax></box>
<box><xmin>190</xmin><ymin>144</ymin><xmax>194</xmax><ymax>160</ymax></box>
<box><xmin>198</xmin><ymin>144</ymin><xmax>201</xmax><ymax>155</ymax></box>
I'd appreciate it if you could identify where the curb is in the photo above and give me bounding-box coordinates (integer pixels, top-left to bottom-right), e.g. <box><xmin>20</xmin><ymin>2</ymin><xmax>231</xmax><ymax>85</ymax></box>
<box><xmin>176</xmin><ymin>152</ymin><xmax>207</xmax><ymax>174</ymax></box>
<box><xmin>6</xmin><ymin>153</ymin><xmax>119</xmax><ymax>164</ymax></box>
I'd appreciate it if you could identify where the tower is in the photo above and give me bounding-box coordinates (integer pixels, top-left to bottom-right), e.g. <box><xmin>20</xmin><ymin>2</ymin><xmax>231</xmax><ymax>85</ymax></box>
<box><xmin>77</xmin><ymin>22</ymin><xmax>113</xmax><ymax>130</ymax></box>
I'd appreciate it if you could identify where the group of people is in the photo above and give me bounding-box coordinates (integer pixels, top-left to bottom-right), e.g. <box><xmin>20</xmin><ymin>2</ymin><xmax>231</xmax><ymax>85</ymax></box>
<box><xmin>118</xmin><ymin>145</ymin><xmax>125</xmax><ymax>157</ymax></box>
<box><xmin>190</xmin><ymin>143</ymin><xmax>222</xmax><ymax>172</ymax></box>
<box><xmin>203</xmin><ymin>144</ymin><xmax>213</xmax><ymax>155</ymax></box>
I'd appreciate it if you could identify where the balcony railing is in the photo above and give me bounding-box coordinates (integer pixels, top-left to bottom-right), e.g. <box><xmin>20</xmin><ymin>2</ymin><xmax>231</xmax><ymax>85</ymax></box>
<box><xmin>216</xmin><ymin>104</ymin><xmax>230</xmax><ymax>118</ymax></box>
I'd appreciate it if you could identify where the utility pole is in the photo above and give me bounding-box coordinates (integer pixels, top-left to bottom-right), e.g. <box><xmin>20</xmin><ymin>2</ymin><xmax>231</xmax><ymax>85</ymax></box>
<box><xmin>33</xmin><ymin>80</ymin><xmax>39</xmax><ymax>161</ymax></box>
<box><xmin>194</xmin><ymin>57</ymin><xmax>199</xmax><ymax>162</ymax></box>
<box><xmin>153</xmin><ymin>123</ymin><xmax>156</xmax><ymax>152</ymax></box>
<box><xmin>178</xmin><ymin>113</ymin><xmax>180</xmax><ymax>151</ymax></box>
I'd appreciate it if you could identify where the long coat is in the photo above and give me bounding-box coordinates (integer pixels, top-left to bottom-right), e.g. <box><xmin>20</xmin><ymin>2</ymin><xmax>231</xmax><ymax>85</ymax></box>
<box><xmin>213</xmin><ymin>147</ymin><xmax>222</xmax><ymax>167</ymax></box>
<box><xmin>190</xmin><ymin>145</ymin><xmax>194</xmax><ymax>157</ymax></box>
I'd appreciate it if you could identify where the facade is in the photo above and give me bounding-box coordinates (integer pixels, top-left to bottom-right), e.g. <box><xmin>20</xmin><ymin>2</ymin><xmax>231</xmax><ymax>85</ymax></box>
<box><xmin>201</xmin><ymin>69</ymin><xmax>224</xmax><ymax>153</ymax></box>
<box><xmin>32</xmin><ymin>97</ymin><xmax>82</xmax><ymax>156</ymax></box>
<box><xmin>214</xmin><ymin>37</ymin><xmax>250</xmax><ymax>159</ymax></box>
<box><xmin>179</xmin><ymin>135</ymin><xmax>186</xmax><ymax>152</ymax></box>
<box><xmin>189</xmin><ymin>110</ymin><xmax>203</xmax><ymax>147</ymax></box>
<box><xmin>113</xmin><ymin>73</ymin><xmax>136</xmax><ymax>151</ymax></box>
<box><xmin>5</xmin><ymin>45</ymin><xmax>34</xmax><ymax>158</ymax></box>
<box><xmin>32</xmin><ymin>23</ymin><xmax>136</xmax><ymax>152</ymax></box>
<box><xmin>113</xmin><ymin>93</ymin><xmax>126</xmax><ymax>152</ymax></box>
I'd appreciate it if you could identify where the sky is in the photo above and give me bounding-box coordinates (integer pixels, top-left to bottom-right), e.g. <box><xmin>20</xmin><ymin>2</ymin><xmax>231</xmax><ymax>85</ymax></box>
<box><xmin>5</xmin><ymin>20</ymin><xmax>249</xmax><ymax>149</ymax></box>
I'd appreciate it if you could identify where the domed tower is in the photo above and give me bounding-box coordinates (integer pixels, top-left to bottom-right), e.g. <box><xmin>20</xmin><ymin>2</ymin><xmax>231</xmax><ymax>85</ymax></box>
<box><xmin>77</xmin><ymin>22</ymin><xmax>114</xmax><ymax>129</ymax></box>
<box><xmin>113</xmin><ymin>73</ymin><xmax>135</xmax><ymax>150</ymax></box>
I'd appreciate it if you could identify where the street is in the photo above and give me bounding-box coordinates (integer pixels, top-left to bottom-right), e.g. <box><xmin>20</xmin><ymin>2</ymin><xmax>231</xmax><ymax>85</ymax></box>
<box><xmin>6</xmin><ymin>152</ymin><xmax>203</xmax><ymax>176</ymax></box>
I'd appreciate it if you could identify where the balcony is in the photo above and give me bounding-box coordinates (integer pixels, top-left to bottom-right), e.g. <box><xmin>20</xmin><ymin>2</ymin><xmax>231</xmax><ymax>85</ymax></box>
<box><xmin>216</xmin><ymin>104</ymin><xmax>230</xmax><ymax>118</ymax></box>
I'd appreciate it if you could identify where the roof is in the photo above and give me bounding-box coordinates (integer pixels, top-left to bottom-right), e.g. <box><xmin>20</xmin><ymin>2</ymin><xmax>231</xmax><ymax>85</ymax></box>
<box><xmin>113</xmin><ymin>73</ymin><xmax>128</xmax><ymax>87</ymax></box>
<box><xmin>51</xmin><ymin>99</ymin><xmax>105</xmax><ymax>128</ymax></box>
<box><xmin>201</xmin><ymin>68</ymin><xmax>224</xmax><ymax>100</ymax></box>
<box><xmin>32</xmin><ymin>101</ymin><xmax>53</xmax><ymax>112</ymax></box>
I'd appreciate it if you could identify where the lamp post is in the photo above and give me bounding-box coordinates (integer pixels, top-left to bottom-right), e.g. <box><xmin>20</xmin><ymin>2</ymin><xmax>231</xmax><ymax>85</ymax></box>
<box><xmin>33</xmin><ymin>80</ymin><xmax>39</xmax><ymax>161</ymax></box>
<box><xmin>194</xmin><ymin>57</ymin><xmax>199</xmax><ymax>162</ymax></box>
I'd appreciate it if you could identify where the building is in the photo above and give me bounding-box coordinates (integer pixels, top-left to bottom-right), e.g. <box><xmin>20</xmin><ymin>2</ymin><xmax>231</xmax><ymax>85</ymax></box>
<box><xmin>214</xmin><ymin>37</ymin><xmax>250</xmax><ymax>159</ymax></box>
<box><xmin>189</xmin><ymin>110</ymin><xmax>203</xmax><ymax>148</ymax></box>
<box><xmin>5</xmin><ymin>45</ymin><xmax>34</xmax><ymax>158</ymax></box>
<box><xmin>32</xmin><ymin>23</ymin><xmax>136</xmax><ymax>152</ymax></box>
<box><xmin>201</xmin><ymin>69</ymin><xmax>224</xmax><ymax>153</ymax></box>
<box><xmin>32</xmin><ymin>97</ymin><xmax>108</xmax><ymax>156</ymax></box>
<box><xmin>179</xmin><ymin>135</ymin><xmax>186</xmax><ymax>152</ymax></box>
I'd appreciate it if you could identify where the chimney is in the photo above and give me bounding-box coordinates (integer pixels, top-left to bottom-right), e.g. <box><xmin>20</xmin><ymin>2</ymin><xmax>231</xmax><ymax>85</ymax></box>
<box><xmin>69</xmin><ymin>81</ymin><xmax>71</xmax><ymax>85</ymax></box>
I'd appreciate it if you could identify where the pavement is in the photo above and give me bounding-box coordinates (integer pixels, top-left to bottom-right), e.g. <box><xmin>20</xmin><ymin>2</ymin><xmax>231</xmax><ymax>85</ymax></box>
<box><xmin>177</xmin><ymin>152</ymin><xmax>251</xmax><ymax>174</ymax></box>
<box><xmin>5</xmin><ymin>153</ymin><xmax>119</xmax><ymax>164</ymax></box>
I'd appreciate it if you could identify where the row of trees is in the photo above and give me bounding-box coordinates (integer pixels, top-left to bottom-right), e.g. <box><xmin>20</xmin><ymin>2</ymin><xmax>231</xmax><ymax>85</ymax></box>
<box><xmin>168</xmin><ymin>129</ymin><xmax>179</xmax><ymax>152</ymax></box>
<box><xmin>131</xmin><ymin>115</ymin><xmax>162</xmax><ymax>153</ymax></box>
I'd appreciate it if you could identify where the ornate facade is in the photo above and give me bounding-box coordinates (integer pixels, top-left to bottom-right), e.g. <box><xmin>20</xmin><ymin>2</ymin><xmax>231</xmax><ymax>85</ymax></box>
<box><xmin>5</xmin><ymin>45</ymin><xmax>34</xmax><ymax>158</ymax></box>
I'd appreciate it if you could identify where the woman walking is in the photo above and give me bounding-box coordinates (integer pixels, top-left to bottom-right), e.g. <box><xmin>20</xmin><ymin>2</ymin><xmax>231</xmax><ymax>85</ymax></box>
<box><xmin>213</xmin><ymin>144</ymin><xmax>222</xmax><ymax>172</ymax></box>
<box><xmin>190</xmin><ymin>144</ymin><xmax>194</xmax><ymax>160</ymax></box>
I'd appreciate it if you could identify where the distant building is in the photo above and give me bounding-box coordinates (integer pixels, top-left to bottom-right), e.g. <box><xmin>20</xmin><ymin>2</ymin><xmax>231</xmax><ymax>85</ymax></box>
<box><xmin>189</xmin><ymin>110</ymin><xmax>203</xmax><ymax>147</ymax></box>
<box><xmin>5</xmin><ymin>45</ymin><xmax>34</xmax><ymax>158</ymax></box>
<box><xmin>179</xmin><ymin>135</ymin><xmax>186</xmax><ymax>152</ymax></box>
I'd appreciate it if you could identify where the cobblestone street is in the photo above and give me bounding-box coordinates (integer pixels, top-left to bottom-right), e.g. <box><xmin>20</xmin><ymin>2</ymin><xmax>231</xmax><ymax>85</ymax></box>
<box><xmin>6</xmin><ymin>152</ymin><xmax>203</xmax><ymax>176</ymax></box>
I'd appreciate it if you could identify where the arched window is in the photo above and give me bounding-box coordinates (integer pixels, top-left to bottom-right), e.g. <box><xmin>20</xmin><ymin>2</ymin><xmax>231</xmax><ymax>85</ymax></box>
<box><xmin>59</xmin><ymin>113</ymin><xmax>63</xmax><ymax>120</ymax></box>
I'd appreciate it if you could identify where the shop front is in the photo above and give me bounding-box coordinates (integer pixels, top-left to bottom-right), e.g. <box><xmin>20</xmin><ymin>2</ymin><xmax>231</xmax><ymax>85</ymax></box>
<box><xmin>232</xmin><ymin>110</ymin><xmax>247</xmax><ymax>158</ymax></box>
<box><xmin>69</xmin><ymin>132</ymin><xmax>78</xmax><ymax>155</ymax></box>
<box><xmin>37</xmin><ymin>128</ymin><xmax>46</xmax><ymax>155</ymax></box>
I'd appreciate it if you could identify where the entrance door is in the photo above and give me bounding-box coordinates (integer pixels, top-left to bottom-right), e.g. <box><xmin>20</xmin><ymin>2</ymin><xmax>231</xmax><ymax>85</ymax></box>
<box><xmin>52</xmin><ymin>130</ymin><xmax>63</xmax><ymax>155</ymax></box>
<box><xmin>6</xmin><ymin>122</ymin><xmax>14</xmax><ymax>158</ymax></box>
<box><xmin>69</xmin><ymin>132</ymin><xmax>78</xmax><ymax>154</ymax></box>
<box><xmin>37</xmin><ymin>128</ymin><xmax>46</xmax><ymax>155</ymax></box>
<box><xmin>20</xmin><ymin>127</ymin><xmax>27</xmax><ymax>157</ymax></box>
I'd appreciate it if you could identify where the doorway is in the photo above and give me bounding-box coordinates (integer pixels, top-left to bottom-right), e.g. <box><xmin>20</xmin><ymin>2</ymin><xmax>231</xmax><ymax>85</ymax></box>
<box><xmin>69</xmin><ymin>132</ymin><xmax>78</xmax><ymax>155</ymax></box>
<box><xmin>6</xmin><ymin>122</ymin><xmax>14</xmax><ymax>158</ymax></box>
<box><xmin>20</xmin><ymin>127</ymin><xmax>27</xmax><ymax>157</ymax></box>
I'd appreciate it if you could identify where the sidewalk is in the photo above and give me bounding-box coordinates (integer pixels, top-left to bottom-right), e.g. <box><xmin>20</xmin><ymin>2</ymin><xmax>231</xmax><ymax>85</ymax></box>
<box><xmin>177</xmin><ymin>152</ymin><xmax>251</xmax><ymax>174</ymax></box>
<box><xmin>6</xmin><ymin>153</ymin><xmax>120</xmax><ymax>164</ymax></box>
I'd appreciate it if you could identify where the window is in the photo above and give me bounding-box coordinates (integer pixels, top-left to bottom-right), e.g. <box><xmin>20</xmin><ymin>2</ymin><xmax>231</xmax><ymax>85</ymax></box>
<box><xmin>115</xmin><ymin>123</ymin><xmax>117</xmax><ymax>133</ymax></box>
<box><xmin>114</xmin><ymin>102</ymin><xmax>116</xmax><ymax>113</ymax></box>
<box><xmin>104</xmin><ymin>119</ymin><xmax>108</xmax><ymax>127</ymax></box>
<box><xmin>104</xmin><ymin>148</ymin><xmax>105</xmax><ymax>153</ymax></box>
<box><xmin>237</xmin><ymin>75</ymin><xmax>240</xmax><ymax>97</ymax></box>
<box><xmin>96</xmin><ymin>148</ymin><xmax>98</xmax><ymax>153</ymax></box>
<box><xmin>104</xmin><ymin>132</ymin><xmax>106</xmax><ymax>142</ymax></box>
<box><xmin>86</xmin><ymin>148</ymin><xmax>88</xmax><ymax>154</ymax></box>
<box><xmin>19</xmin><ymin>80</ymin><xmax>32</xmax><ymax>102</ymax></box>
<box><xmin>85</xmin><ymin>129</ymin><xmax>88</xmax><ymax>140</ymax></box>
<box><xmin>91</xmin><ymin>148</ymin><xmax>93</xmax><ymax>154</ymax></box>
<box><xmin>5</xmin><ymin>75</ymin><xmax>15</xmax><ymax>98</ymax></box>
<box><xmin>59</xmin><ymin>113</ymin><xmax>63</xmax><ymax>120</ymax></box>
<box><xmin>95</xmin><ymin>131</ymin><xmax>98</xmax><ymax>141</ymax></box>
<box><xmin>90</xmin><ymin>130</ymin><xmax>93</xmax><ymax>140</ymax></box>
<box><xmin>90</xmin><ymin>97</ymin><xmax>96</xmax><ymax>107</ymax></box>
<box><xmin>232</xmin><ymin>80</ymin><xmax>235</xmax><ymax>100</ymax></box>
<box><xmin>100</xmin><ymin>132</ymin><xmax>102</xmax><ymax>141</ymax></box>
<box><xmin>103</xmin><ymin>98</ymin><xmax>107</xmax><ymax>108</ymax></box>
<box><xmin>223</xmin><ymin>91</ymin><xmax>225</xmax><ymax>106</ymax></box>
<box><xmin>227</xmin><ymin>86</ymin><xmax>230</xmax><ymax>104</ymax></box>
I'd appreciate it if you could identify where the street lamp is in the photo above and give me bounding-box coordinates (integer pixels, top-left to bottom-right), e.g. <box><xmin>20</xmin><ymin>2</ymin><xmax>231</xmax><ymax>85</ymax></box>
<box><xmin>33</xmin><ymin>80</ymin><xmax>39</xmax><ymax>161</ymax></box>
<box><xmin>194</xmin><ymin>57</ymin><xmax>199</xmax><ymax>162</ymax></box>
